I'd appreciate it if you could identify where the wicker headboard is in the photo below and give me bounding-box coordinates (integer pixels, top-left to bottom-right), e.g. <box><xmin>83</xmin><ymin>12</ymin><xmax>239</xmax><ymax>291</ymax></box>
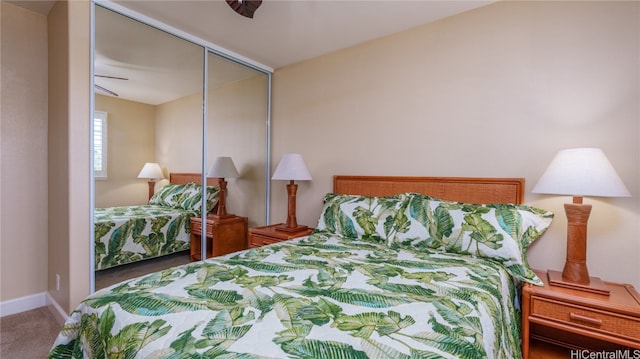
<box><xmin>333</xmin><ymin>176</ymin><xmax>525</xmax><ymax>204</ymax></box>
<box><xmin>169</xmin><ymin>172</ymin><xmax>218</xmax><ymax>186</ymax></box>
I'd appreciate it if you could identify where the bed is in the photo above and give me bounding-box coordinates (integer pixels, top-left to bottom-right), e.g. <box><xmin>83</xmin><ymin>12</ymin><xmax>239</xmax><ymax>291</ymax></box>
<box><xmin>52</xmin><ymin>175</ymin><xmax>553</xmax><ymax>358</ymax></box>
<box><xmin>94</xmin><ymin>173</ymin><xmax>219</xmax><ymax>271</ymax></box>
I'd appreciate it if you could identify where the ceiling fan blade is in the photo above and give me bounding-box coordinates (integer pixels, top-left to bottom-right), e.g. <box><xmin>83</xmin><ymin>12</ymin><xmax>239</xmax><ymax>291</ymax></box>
<box><xmin>95</xmin><ymin>74</ymin><xmax>128</xmax><ymax>81</ymax></box>
<box><xmin>226</xmin><ymin>0</ymin><xmax>262</xmax><ymax>18</ymax></box>
<box><xmin>95</xmin><ymin>84</ymin><xmax>119</xmax><ymax>97</ymax></box>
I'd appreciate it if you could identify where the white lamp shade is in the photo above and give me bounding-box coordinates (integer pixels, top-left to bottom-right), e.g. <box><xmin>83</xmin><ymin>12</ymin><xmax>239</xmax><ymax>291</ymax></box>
<box><xmin>532</xmin><ymin>148</ymin><xmax>631</xmax><ymax>197</ymax></box>
<box><xmin>207</xmin><ymin>156</ymin><xmax>239</xmax><ymax>178</ymax></box>
<box><xmin>272</xmin><ymin>153</ymin><xmax>312</xmax><ymax>181</ymax></box>
<box><xmin>137</xmin><ymin>162</ymin><xmax>164</xmax><ymax>179</ymax></box>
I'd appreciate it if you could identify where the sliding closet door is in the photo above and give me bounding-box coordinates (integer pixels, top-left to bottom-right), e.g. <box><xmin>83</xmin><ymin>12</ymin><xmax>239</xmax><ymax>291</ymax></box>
<box><xmin>92</xmin><ymin>3</ymin><xmax>272</xmax><ymax>291</ymax></box>
<box><xmin>206</xmin><ymin>51</ymin><xmax>269</xmax><ymax>228</ymax></box>
<box><xmin>93</xmin><ymin>5</ymin><xmax>205</xmax><ymax>288</ymax></box>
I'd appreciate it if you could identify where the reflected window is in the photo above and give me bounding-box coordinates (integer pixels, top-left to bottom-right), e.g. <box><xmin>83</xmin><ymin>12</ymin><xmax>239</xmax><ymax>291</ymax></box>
<box><xmin>94</xmin><ymin>111</ymin><xmax>108</xmax><ymax>179</ymax></box>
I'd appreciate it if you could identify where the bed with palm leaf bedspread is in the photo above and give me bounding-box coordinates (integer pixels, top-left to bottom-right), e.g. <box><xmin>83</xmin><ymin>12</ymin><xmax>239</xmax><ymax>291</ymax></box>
<box><xmin>50</xmin><ymin>176</ymin><xmax>553</xmax><ymax>358</ymax></box>
<box><xmin>94</xmin><ymin>181</ymin><xmax>219</xmax><ymax>270</ymax></box>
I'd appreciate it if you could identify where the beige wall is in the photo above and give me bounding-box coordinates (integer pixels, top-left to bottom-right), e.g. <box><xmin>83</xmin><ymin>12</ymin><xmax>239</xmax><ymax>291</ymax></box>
<box><xmin>2</xmin><ymin>0</ymin><xmax>638</xmax><ymax>316</ymax></box>
<box><xmin>1</xmin><ymin>2</ymin><xmax>49</xmax><ymax>302</ymax></box>
<box><xmin>66</xmin><ymin>0</ymin><xmax>91</xmax><ymax>312</ymax></box>
<box><xmin>47</xmin><ymin>0</ymin><xmax>91</xmax><ymax>313</ymax></box>
<box><xmin>155</xmin><ymin>76</ymin><xmax>269</xmax><ymax>227</ymax></box>
<box><xmin>94</xmin><ymin>95</ymin><xmax>156</xmax><ymax>207</ymax></box>
<box><xmin>207</xmin><ymin>75</ymin><xmax>268</xmax><ymax>227</ymax></box>
<box><xmin>155</xmin><ymin>92</ymin><xmax>203</xmax><ymax>173</ymax></box>
<box><xmin>271</xmin><ymin>1</ymin><xmax>640</xmax><ymax>288</ymax></box>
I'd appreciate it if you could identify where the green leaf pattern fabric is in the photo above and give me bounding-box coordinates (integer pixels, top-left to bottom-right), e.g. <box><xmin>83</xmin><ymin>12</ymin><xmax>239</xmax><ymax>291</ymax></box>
<box><xmin>51</xmin><ymin>233</ymin><xmax>524</xmax><ymax>358</ymax></box>
<box><xmin>149</xmin><ymin>182</ymin><xmax>220</xmax><ymax>214</ymax></box>
<box><xmin>315</xmin><ymin>193</ymin><xmax>552</xmax><ymax>285</ymax></box>
<box><xmin>94</xmin><ymin>205</ymin><xmax>194</xmax><ymax>270</ymax></box>
<box><xmin>392</xmin><ymin>193</ymin><xmax>553</xmax><ymax>285</ymax></box>
<box><xmin>315</xmin><ymin>193</ymin><xmax>406</xmax><ymax>243</ymax></box>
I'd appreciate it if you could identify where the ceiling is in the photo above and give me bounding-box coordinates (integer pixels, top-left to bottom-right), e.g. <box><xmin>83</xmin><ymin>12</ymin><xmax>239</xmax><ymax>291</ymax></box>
<box><xmin>10</xmin><ymin>0</ymin><xmax>495</xmax><ymax>105</ymax></box>
<box><xmin>112</xmin><ymin>0</ymin><xmax>495</xmax><ymax>70</ymax></box>
<box><xmin>94</xmin><ymin>5</ymin><xmax>263</xmax><ymax>105</ymax></box>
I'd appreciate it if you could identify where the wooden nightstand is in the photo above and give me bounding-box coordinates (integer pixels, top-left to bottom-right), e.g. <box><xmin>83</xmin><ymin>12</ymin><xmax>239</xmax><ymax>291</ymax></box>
<box><xmin>522</xmin><ymin>270</ymin><xmax>640</xmax><ymax>358</ymax></box>
<box><xmin>190</xmin><ymin>215</ymin><xmax>248</xmax><ymax>261</ymax></box>
<box><xmin>248</xmin><ymin>223</ymin><xmax>314</xmax><ymax>248</ymax></box>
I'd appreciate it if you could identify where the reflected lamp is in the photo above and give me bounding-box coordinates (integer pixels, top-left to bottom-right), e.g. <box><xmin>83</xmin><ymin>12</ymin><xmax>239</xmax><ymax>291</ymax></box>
<box><xmin>532</xmin><ymin>148</ymin><xmax>630</xmax><ymax>295</ymax></box>
<box><xmin>207</xmin><ymin>156</ymin><xmax>239</xmax><ymax>218</ymax></box>
<box><xmin>272</xmin><ymin>153</ymin><xmax>312</xmax><ymax>233</ymax></box>
<box><xmin>137</xmin><ymin>162</ymin><xmax>164</xmax><ymax>201</ymax></box>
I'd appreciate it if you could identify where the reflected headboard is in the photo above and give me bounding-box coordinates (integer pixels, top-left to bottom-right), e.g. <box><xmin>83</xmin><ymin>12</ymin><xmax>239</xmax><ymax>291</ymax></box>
<box><xmin>333</xmin><ymin>176</ymin><xmax>525</xmax><ymax>204</ymax></box>
<box><xmin>169</xmin><ymin>173</ymin><xmax>218</xmax><ymax>186</ymax></box>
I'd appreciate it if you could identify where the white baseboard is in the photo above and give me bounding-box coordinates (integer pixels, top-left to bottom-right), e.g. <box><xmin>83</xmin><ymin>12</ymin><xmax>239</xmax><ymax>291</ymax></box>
<box><xmin>45</xmin><ymin>292</ymin><xmax>70</xmax><ymax>325</ymax></box>
<box><xmin>0</xmin><ymin>292</ymin><xmax>47</xmax><ymax>317</ymax></box>
<box><xmin>0</xmin><ymin>292</ymin><xmax>69</xmax><ymax>325</ymax></box>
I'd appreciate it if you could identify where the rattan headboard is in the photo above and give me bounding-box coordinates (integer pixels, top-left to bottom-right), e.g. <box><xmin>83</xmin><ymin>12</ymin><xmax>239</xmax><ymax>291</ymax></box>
<box><xmin>333</xmin><ymin>176</ymin><xmax>525</xmax><ymax>204</ymax></box>
<box><xmin>169</xmin><ymin>173</ymin><xmax>218</xmax><ymax>186</ymax></box>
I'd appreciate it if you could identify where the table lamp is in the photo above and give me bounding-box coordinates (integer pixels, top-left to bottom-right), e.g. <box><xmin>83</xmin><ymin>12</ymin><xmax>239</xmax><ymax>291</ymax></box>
<box><xmin>207</xmin><ymin>156</ymin><xmax>239</xmax><ymax>218</ymax></box>
<box><xmin>137</xmin><ymin>162</ymin><xmax>164</xmax><ymax>200</ymax></box>
<box><xmin>532</xmin><ymin>148</ymin><xmax>630</xmax><ymax>295</ymax></box>
<box><xmin>272</xmin><ymin>153</ymin><xmax>312</xmax><ymax>233</ymax></box>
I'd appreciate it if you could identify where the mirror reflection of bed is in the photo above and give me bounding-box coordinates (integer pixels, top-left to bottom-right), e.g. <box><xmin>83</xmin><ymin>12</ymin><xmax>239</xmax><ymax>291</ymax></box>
<box><xmin>94</xmin><ymin>173</ymin><xmax>217</xmax><ymax>290</ymax></box>
<box><xmin>93</xmin><ymin>5</ymin><xmax>269</xmax><ymax>290</ymax></box>
<box><xmin>93</xmin><ymin>5</ymin><xmax>205</xmax><ymax>289</ymax></box>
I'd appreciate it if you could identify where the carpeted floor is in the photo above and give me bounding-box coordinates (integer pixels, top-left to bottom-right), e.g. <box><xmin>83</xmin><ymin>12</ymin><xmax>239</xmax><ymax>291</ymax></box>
<box><xmin>1</xmin><ymin>252</ymin><xmax>191</xmax><ymax>358</ymax></box>
<box><xmin>1</xmin><ymin>306</ymin><xmax>61</xmax><ymax>358</ymax></box>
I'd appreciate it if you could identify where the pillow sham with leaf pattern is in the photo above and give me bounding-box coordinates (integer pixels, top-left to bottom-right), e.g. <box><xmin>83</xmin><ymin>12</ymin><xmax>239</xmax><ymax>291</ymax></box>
<box><xmin>392</xmin><ymin>193</ymin><xmax>553</xmax><ymax>285</ymax></box>
<box><xmin>149</xmin><ymin>182</ymin><xmax>219</xmax><ymax>214</ymax></box>
<box><xmin>178</xmin><ymin>183</ymin><xmax>220</xmax><ymax>213</ymax></box>
<box><xmin>314</xmin><ymin>193</ymin><xmax>406</xmax><ymax>243</ymax></box>
<box><xmin>149</xmin><ymin>183</ymin><xmax>190</xmax><ymax>208</ymax></box>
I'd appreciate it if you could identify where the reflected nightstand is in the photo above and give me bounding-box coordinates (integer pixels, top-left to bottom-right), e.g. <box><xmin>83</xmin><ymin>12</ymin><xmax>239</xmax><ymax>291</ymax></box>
<box><xmin>190</xmin><ymin>215</ymin><xmax>248</xmax><ymax>261</ymax></box>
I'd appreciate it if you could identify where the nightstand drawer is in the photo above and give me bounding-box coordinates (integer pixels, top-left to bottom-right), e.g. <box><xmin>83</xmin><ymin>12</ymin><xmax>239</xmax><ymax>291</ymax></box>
<box><xmin>190</xmin><ymin>220</ymin><xmax>213</xmax><ymax>236</ymax></box>
<box><xmin>250</xmin><ymin>234</ymin><xmax>282</xmax><ymax>246</ymax></box>
<box><xmin>532</xmin><ymin>296</ymin><xmax>640</xmax><ymax>340</ymax></box>
<box><xmin>522</xmin><ymin>271</ymin><xmax>640</xmax><ymax>357</ymax></box>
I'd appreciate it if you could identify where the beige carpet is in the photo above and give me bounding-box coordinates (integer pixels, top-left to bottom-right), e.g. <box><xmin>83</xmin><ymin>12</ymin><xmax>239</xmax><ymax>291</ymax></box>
<box><xmin>1</xmin><ymin>253</ymin><xmax>191</xmax><ymax>358</ymax></box>
<box><xmin>1</xmin><ymin>307</ymin><xmax>61</xmax><ymax>358</ymax></box>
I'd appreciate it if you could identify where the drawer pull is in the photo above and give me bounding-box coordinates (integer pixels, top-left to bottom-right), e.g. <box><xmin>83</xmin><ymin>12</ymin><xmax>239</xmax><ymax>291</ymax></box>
<box><xmin>569</xmin><ymin>312</ymin><xmax>602</xmax><ymax>327</ymax></box>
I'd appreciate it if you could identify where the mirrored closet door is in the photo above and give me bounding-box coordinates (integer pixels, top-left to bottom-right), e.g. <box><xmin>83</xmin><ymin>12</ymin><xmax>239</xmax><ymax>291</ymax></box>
<box><xmin>92</xmin><ymin>4</ymin><xmax>270</xmax><ymax>291</ymax></box>
<box><xmin>206</xmin><ymin>51</ymin><xmax>268</xmax><ymax>229</ymax></box>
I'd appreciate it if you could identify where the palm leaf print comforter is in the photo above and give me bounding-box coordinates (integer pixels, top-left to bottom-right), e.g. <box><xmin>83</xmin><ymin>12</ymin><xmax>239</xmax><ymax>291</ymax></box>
<box><xmin>50</xmin><ymin>231</ymin><xmax>523</xmax><ymax>358</ymax></box>
<box><xmin>94</xmin><ymin>205</ymin><xmax>193</xmax><ymax>270</ymax></box>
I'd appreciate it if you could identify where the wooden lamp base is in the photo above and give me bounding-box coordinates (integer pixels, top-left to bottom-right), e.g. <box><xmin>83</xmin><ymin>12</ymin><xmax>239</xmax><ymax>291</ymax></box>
<box><xmin>548</xmin><ymin>198</ymin><xmax>610</xmax><ymax>296</ymax></box>
<box><xmin>147</xmin><ymin>179</ymin><xmax>156</xmax><ymax>201</ymax></box>
<box><xmin>275</xmin><ymin>181</ymin><xmax>308</xmax><ymax>233</ymax></box>
<box><xmin>210</xmin><ymin>178</ymin><xmax>234</xmax><ymax>219</ymax></box>
<box><xmin>275</xmin><ymin>224</ymin><xmax>309</xmax><ymax>233</ymax></box>
<box><xmin>547</xmin><ymin>270</ymin><xmax>610</xmax><ymax>295</ymax></box>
